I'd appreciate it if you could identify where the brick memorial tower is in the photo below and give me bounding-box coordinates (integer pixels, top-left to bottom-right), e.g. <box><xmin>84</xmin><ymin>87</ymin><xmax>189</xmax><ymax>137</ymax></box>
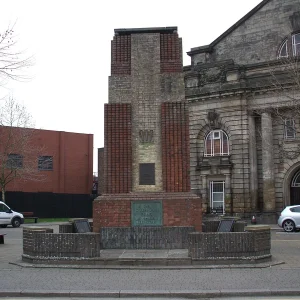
<box><xmin>93</xmin><ymin>27</ymin><xmax>202</xmax><ymax>247</ymax></box>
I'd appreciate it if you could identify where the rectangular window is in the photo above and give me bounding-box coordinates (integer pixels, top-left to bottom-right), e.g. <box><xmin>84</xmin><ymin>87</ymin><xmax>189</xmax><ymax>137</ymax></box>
<box><xmin>139</xmin><ymin>163</ymin><xmax>155</xmax><ymax>185</ymax></box>
<box><xmin>210</xmin><ymin>181</ymin><xmax>225</xmax><ymax>214</ymax></box>
<box><xmin>292</xmin><ymin>33</ymin><xmax>300</xmax><ymax>57</ymax></box>
<box><xmin>38</xmin><ymin>156</ymin><xmax>53</xmax><ymax>170</ymax></box>
<box><xmin>284</xmin><ymin>119</ymin><xmax>296</xmax><ymax>139</ymax></box>
<box><xmin>6</xmin><ymin>154</ymin><xmax>23</xmax><ymax>169</ymax></box>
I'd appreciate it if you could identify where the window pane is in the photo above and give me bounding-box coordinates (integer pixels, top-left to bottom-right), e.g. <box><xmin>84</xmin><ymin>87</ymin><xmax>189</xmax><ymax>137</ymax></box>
<box><xmin>207</xmin><ymin>132</ymin><xmax>212</xmax><ymax>140</ymax></box>
<box><xmin>295</xmin><ymin>45</ymin><xmax>300</xmax><ymax>56</ymax></box>
<box><xmin>0</xmin><ymin>204</ymin><xmax>5</xmax><ymax>212</ymax></box>
<box><xmin>292</xmin><ymin>171</ymin><xmax>300</xmax><ymax>187</ymax></box>
<box><xmin>214</xmin><ymin>139</ymin><xmax>221</xmax><ymax>154</ymax></box>
<box><xmin>38</xmin><ymin>156</ymin><xmax>53</xmax><ymax>170</ymax></box>
<box><xmin>213</xmin><ymin>182</ymin><xmax>223</xmax><ymax>192</ymax></box>
<box><xmin>206</xmin><ymin>139</ymin><xmax>212</xmax><ymax>155</ymax></box>
<box><xmin>6</xmin><ymin>154</ymin><xmax>23</xmax><ymax>169</ymax></box>
<box><xmin>293</xmin><ymin>34</ymin><xmax>300</xmax><ymax>56</ymax></box>
<box><xmin>285</xmin><ymin>119</ymin><xmax>295</xmax><ymax>139</ymax></box>
<box><xmin>279</xmin><ymin>40</ymin><xmax>288</xmax><ymax>58</ymax></box>
<box><xmin>223</xmin><ymin>139</ymin><xmax>228</xmax><ymax>154</ymax></box>
<box><xmin>294</xmin><ymin>33</ymin><xmax>300</xmax><ymax>44</ymax></box>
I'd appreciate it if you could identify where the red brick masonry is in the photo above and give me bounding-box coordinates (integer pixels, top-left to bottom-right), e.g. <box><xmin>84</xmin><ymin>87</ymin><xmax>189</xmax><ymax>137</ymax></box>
<box><xmin>104</xmin><ymin>103</ymin><xmax>132</xmax><ymax>194</ymax></box>
<box><xmin>93</xmin><ymin>192</ymin><xmax>202</xmax><ymax>233</ymax></box>
<box><xmin>161</xmin><ymin>102</ymin><xmax>190</xmax><ymax>192</ymax></box>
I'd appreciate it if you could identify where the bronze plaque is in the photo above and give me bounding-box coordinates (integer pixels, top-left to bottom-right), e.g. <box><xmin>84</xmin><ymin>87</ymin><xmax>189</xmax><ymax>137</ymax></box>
<box><xmin>139</xmin><ymin>163</ymin><xmax>155</xmax><ymax>185</ymax></box>
<box><xmin>131</xmin><ymin>200</ymin><xmax>162</xmax><ymax>226</ymax></box>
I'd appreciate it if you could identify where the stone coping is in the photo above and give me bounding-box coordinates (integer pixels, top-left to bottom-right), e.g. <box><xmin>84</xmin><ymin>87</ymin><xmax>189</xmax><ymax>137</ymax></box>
<box><xmin>245</xmin><ymin>225</ymin><xmax>271</xmax><ymax>231</ymax></box>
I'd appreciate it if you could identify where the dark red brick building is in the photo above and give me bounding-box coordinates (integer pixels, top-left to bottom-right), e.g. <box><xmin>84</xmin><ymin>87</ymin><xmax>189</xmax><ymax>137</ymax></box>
<box><xmin>5</xmin><ymin>128</ymin><xmax>93</xmax><ymax>194</ymax></box>
<box><xmin>3</xmin><ymin>127</ymin><xmax>94</xmax><ymax>217</ymax></box>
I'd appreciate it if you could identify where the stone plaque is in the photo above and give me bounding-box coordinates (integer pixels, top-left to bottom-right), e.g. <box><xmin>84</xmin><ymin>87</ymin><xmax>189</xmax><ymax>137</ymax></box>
<box><xmin>131</xmin><ymin>200</ymin><xmax>162</xmax><ymax>226</ymax></box>
<box><xmin>139</xmin><ymin>163</ymin><xmax>155</xmax><ymax>185</ymax></box>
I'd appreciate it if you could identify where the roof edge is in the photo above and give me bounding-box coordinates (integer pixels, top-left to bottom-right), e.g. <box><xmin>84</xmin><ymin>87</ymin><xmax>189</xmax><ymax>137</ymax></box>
<box><xmin>114</xmin><ymin>27</ymin><xmax>178</xmax><ymax>35</ymax></box>
<box><xmin>187</xmin><ymin>0</ymin><xmax>271</xmax><ymax>56</ymax></box>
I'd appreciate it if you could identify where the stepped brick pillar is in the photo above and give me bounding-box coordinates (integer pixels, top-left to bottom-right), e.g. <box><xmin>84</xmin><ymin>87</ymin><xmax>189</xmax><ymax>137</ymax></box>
<box><xmin>93</xmin><ymin>27</ymin><xmax>202</xmax><ymax>236</ymax></box>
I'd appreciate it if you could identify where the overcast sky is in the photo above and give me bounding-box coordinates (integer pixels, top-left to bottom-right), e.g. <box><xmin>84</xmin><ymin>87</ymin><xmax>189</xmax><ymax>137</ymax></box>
<box><xmin>0</xmin><ymin>0</ymin><xmax>262</xmax><ymax>172</ymax></box>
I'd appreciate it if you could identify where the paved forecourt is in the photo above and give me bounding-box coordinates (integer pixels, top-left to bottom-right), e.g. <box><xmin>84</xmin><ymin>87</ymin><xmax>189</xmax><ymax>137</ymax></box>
<box><xmin>1</xmin><ymin>223</ymin><xmax>300</xmax><ymax>298</ymax></box>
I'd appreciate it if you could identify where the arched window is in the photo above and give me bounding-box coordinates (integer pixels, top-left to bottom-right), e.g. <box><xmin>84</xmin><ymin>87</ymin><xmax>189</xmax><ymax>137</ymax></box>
<box><xmin>291</xmin><ymin>170</ymin><xmax>300</xmax><ymax>187</ymax></box>
<box><xmin>277</xmin><ymin>33</ymin><xmax>300</xmax><ymax>58</ymax></box>
<box><xmin>278</xmin><ymin>39</ymin><xmax>288</xmax><ymax>58</ymax></box>
<box><xmin>204</xmin><ymin>130</ymin><xmax>229</xmax><ymax>157</ymax></box>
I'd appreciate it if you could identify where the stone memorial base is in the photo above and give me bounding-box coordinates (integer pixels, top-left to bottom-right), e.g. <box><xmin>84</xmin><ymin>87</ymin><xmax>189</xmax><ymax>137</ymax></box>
<box><xmin>93</xmin><ymin>192</ymin><xmax>202</xmax><ymax>238</ymax></box>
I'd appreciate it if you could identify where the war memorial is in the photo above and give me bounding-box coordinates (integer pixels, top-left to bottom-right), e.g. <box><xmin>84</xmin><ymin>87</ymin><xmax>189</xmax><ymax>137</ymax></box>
<box><xmin>21</xmin><ymin>27</ymin><xmax>271</xmax><ymax>266</ymax></box>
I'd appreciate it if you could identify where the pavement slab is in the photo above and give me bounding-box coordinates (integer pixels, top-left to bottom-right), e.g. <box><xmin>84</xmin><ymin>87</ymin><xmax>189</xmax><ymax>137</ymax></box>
<box><xmin>1</xmin><ymin>224</ymin><xmax>300</xmax><ymax>298</ymax></box>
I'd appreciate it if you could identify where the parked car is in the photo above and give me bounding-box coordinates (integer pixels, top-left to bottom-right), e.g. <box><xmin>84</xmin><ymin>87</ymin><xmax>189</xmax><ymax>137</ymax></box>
<box><xmin>0</xmin><ymin>201</ymin><xmax>24</xmax><ymax>228</ymax></box>
<box><xmin>278</xmin><ymin>205</ymin><xmax>300</xmax><ymax>232</ymax></box>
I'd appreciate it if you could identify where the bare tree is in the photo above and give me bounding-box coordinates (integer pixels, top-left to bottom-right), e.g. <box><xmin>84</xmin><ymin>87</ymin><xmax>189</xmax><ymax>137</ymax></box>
<box><xmin>0</xmin><ymin>97</ymin><xmax>45</xmax><ymax>202</ymax></box>
<box><xmin>0</xmin><ymin>22</ymin><xmax>34</xmax><ymax>87</ymax></box>
<box><xmin>252</xmin><ymin>57</ymin><xmax>300</xmax><ymax>155</ymax></box>
<box><xmin>269</xmin><ymin>57</ymin><xmax>300</xmax><ymax>113</ymax></box>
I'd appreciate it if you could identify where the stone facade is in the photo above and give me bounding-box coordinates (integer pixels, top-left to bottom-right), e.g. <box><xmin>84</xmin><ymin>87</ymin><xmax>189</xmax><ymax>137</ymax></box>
<box><xmin>186</xmin><ymin>0</ymin><xmax>300</xmax><ymax>221</ymax></box>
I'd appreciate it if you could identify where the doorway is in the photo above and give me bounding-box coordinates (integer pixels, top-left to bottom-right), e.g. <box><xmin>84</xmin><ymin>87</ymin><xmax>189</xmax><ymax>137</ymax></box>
<box><xmin>291</xmin><ymin>170</ymin><xmax>300</xmax><ymax>205</ymax></box>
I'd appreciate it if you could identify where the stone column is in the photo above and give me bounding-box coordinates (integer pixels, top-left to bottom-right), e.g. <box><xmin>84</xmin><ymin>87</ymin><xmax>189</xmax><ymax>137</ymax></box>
<box><xmin>225</xmin><ymin>174</ymin><xmax>231</xmax><ymax>214</ymax></box>
<box><xmin>248</xmin><ymin>114</ymin><xmax>258</xmax><ymax>211</ymax></box>
<box><xmin>261</xmin><ymin>112</ymin><xmax>276</xmax><ymax>213</ymax></box>
<box><xmin>201</xmin><ymin>175</ymin><xmax>208</xmax><ymax>212</ymax></box>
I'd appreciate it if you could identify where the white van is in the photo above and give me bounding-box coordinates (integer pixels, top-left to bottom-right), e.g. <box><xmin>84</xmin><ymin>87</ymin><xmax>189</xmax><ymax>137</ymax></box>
<box><xmin>0</xmin><ymin>201</ymin><xmax>24</xmax><ymax>228</ymax></box>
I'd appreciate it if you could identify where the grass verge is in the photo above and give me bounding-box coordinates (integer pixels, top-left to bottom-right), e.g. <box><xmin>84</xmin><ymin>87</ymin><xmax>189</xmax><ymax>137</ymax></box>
<box><xmin>24</xmin><ymin>218</ymin><xmax>70</xmax><ymax>224</ymax></box>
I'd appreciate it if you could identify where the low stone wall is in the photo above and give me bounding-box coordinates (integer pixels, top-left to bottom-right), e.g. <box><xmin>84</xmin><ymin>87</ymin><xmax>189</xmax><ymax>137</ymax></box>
<box><xmin>101</xmin><ymin>226</ymin><xmax>195</xmax><ymax>249</ymax></box>
<box><xmin>22</xmin><ymin>227</ymin><xmax>100</xmax><ymax>263</ymax></box>
<box><xmin>188</xmin><ymin>225</ymin><xmax>271</xmax><ymax>263</ymax></box>
<box><xmin>59</xmin><ymin>221</ymin><xmax>93</xmax><ymax>233</ymax></box>
<box><xmin>202</xmin><ymin>220</ymin><xmax>246</xmax><ymax>232</ymax></box>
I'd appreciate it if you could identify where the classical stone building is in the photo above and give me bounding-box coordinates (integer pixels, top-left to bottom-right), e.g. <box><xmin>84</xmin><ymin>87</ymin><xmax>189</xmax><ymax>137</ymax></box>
<box><xmin>185</xmin><ymin>0</ymin><xmax>300</xmax><ymax>222</ymax></box>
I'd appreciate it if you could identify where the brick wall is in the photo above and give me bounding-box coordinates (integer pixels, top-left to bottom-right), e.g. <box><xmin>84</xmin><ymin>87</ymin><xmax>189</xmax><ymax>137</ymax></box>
<box><xmin>161</xmin><ymin>102</ymin><xmax>190</xmax><ymax>192</ymax></box>
<box><xmin>104</xmin><ymin>103</ymin><xmax>132</xmax><ymax>194</ymax></box>
<box><xmin>188</xmin><ymin>228</ymin><xmax>271</xmax><ymax>261</ymax></box>
<box><xmin>111</xmin><ymin>34</ymin><xmax>131</xmax><ymax>75</ymax></box>
<box><xmin>23</xmin><ymin>227</ymin><xmax>100</xmax><ymax>263</ymax></box>
<box><xmin>98</xmin><ymin>147</ymin><xmax>104</xmax><ymax>195</ymax></box>
<box><xmin>160</xmin><ymin>33</ymin><xmax>182</xmax><ymax>73</ymax></box>
<box><xmin>3</xmin><ymin>127</ymin><xmax>93</xmax><ymax>194</ymax></box>
<box><xmin>93</xmin><ymin>192</ymin><xmax>202</xmax><ymax>233</ymax></box>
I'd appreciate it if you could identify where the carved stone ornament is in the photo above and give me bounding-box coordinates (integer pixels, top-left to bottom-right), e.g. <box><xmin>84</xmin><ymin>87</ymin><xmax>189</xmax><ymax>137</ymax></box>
<box><xmin>207</xmin><ymin>110</ymin><xmax>221</xmax><ymax>129</ymax></box>
<box><xmin>139</xmin><ymin>129</ymin><xmax>154</xmax><ymax>144</ymax></box>
<box><xmin>278</xmin><ymin>141</ymin><xmax>300</xmax><ymax>162</ymax></box>
<box><xmin>198</xmin><ymin>66</ymin><xmax>226</xmax><ymax>86</ymax></box>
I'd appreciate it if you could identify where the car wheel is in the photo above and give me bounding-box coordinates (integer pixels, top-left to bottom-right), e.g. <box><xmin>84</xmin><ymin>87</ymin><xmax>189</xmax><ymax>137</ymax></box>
<box><xmin>283</xmin><ymin>220</ymin><xmax>295</xmax><ymax>232</ymax></box>
<box><xmin>0</xmin><ymin>224</ymin><xmax>7</xmax><ymax>228</ymax></box>
<box><xmin>11</xmin><ymin>217</ymin><xmax>21</xmax><ymax>228</ymax></box>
